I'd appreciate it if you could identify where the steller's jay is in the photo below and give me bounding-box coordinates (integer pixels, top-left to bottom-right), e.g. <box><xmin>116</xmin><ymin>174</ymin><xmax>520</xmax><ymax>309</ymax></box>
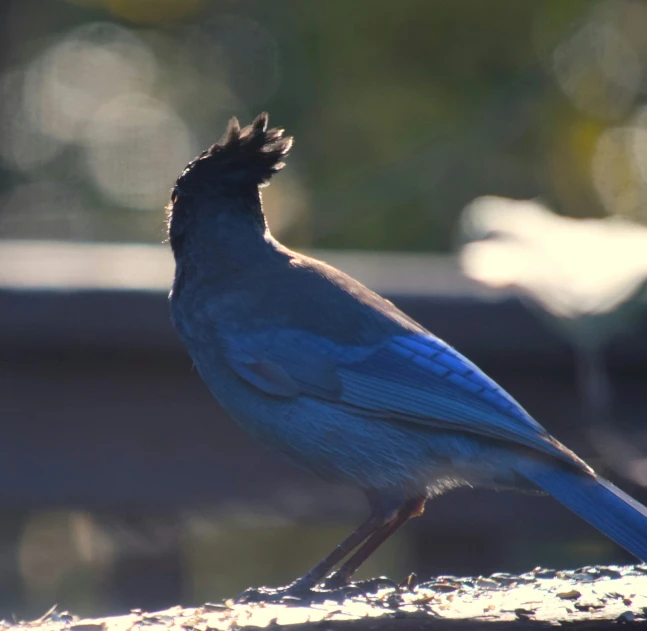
<box><xmin>167</xmin><ymin>113</ymin><xmax>647</xmax><ymax>596</ymax></box>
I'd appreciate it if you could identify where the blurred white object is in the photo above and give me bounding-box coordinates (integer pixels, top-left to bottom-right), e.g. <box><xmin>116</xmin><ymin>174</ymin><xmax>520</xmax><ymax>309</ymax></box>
<box><xmin>460</xmin><ymin>196</ymin><xmax>647</xmax><ymax>484</ymax></box>
<box><xmin>460</xmin><ymin>196</ymin><xmax>647</xmax><ymax>345</ymax></box>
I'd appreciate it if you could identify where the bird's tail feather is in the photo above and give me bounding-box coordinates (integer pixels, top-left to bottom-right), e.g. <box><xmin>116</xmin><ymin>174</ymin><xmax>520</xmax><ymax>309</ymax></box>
<box><xmin>514</xmin><ymin>460</ymin><xmax>647</xmax><ymax>561</ymax></box>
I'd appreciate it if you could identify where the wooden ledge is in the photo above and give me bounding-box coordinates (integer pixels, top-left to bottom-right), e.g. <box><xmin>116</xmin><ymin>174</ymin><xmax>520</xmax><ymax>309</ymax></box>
<box><xmin>4</xmin><ymin>566</ymin><xmax>647</xmax><ymax>630</ymax></box>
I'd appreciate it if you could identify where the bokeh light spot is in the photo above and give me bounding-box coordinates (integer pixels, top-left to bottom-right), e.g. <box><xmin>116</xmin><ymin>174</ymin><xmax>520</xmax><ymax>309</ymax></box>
<box><xmin>0</xmin><ymin>69</ymin><xmax>64</xmax><ymax>171</ymax></box>
<box><xmin>84</xmin><ymin>94</ymin><xmax>197</xmax><ymax>210</ymax></box>
<box><xmin>592</xmin><ymin>120</ymin><xmax>647</xmax><ymax>222</ymax></box>
<box><xmin>24</xmin><ymin>22</ymin><xmax>158</xmax><ymax>143</ymax></box>
<box><xmin>553</xmin><ymin>18</ymin><xmax>641</xmax><ymax>119</ymax></box>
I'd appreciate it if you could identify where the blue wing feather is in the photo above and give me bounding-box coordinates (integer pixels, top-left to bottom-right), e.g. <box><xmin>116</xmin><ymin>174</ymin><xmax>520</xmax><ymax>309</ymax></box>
<box><xmin>225</xmin><ymin>329</ymin><xmax>584</xmax><ymax>467</ymax></box>
<box><xmin>226</xmin><ymin>329</ymin><xmax>346</xmax><ymax>400</ymax></box>
<box><xmin>337</xmin><ymin>337</ymin><xmax>580</xmax><ymax>463</ymax></box>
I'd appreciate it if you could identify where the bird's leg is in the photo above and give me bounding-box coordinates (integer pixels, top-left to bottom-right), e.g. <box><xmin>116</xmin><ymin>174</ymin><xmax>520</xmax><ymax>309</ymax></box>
<box><xmin>236</xmin><ymin>512</ymin><xmax>388</xmax><ymax>602</ymax></box>
<box><xmin>323</xmin><ymin>496</ymin><xmax>426</xmax><ymax>590</ymax></box>
<box><xmin>288</xmin><ymin>512</ymin><xmax>389</xmax><ymax>592</ymax></box>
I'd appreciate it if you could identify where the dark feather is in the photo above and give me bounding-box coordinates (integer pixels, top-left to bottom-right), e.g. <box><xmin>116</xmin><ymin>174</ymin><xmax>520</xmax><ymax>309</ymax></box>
<box><xmin>174</xmin><ymin>113</ymin><xmax>293</xmax><ymax>196</ymax></box>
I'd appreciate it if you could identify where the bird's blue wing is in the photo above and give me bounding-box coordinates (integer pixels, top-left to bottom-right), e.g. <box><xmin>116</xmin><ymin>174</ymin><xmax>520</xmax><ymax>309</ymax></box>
<box><xmin>336</xmin><ymin>334</ymin><xmax>581</xmax><ymax>464</ymax></box>
<box><xmin>225</xmin><ymin>329</ymin><xmax>349</xmax><ymax>400</ymax></box>
<box><xmin>224</xmin><ymin>329</ymin><xmax>582</xmax><ymax>466</ymax></box>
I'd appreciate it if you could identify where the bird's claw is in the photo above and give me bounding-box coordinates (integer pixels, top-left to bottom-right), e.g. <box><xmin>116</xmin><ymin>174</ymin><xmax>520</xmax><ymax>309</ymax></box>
<box><xmin>235</xmin><ymin>582</ymin><xmax>316</xmax><ymax>604</ymax></box>
<box><xmin>320</xmin><ymin>572</ymin><xmax>348</xmax><ymax>591</ymax></box>
<box><xmin>323</xmin><ymin>575</ymin><xmax>400</xmax><ymax>593</ymax></box>
<box><xmin>236</xmin><ymin>575</ymin><xmax>401</xmax><ymax>604</ymax></box>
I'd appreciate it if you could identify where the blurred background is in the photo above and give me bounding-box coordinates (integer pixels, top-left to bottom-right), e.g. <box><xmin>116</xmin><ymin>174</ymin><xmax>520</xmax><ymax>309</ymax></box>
<box><xmin>1</xmin><ymin>0</ymin><xmax>647</xmax><ymax>620</ymax></box>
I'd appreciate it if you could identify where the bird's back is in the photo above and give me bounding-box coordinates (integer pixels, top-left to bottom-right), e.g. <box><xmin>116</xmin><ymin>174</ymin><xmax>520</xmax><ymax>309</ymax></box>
<box><xmin>225</xmin><ymin>244</ymin><xmax>423</xmax><ymax>341</ymax></box>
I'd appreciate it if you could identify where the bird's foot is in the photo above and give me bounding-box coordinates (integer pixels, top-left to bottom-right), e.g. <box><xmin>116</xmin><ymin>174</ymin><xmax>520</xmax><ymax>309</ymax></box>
<box><xmin>322</xmin><ymin>573</ymin><xmax>400</xmax><ymax>593</ymax></box>
<box><xmin>320</xmin><ymin>571</ymin><xmax>348</xmax><ymax>591</ymax></box>
<box><xmin>236</xmin><ymin>575</ymin><xmax>401</xmax><ymax>605</ymax></box>
<box><xmin>235</xmin><ymin>581</ymin><xmax>318</xmax><ymax>604</ymax></box>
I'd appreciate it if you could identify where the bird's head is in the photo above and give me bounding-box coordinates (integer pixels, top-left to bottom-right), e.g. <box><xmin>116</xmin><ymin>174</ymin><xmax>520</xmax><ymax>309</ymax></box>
<box><xmin>166</xmin><ymin>113</ymin><xmax>293</xmax><ymax>258</ymax></box>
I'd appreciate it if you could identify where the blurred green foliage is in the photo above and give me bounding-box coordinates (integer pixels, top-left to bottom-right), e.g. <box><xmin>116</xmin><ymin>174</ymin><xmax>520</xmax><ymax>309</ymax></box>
<box><xmin>1</xmin><ymin>0</ymin><xmax>646</xmax><ymax>249</ymax></box>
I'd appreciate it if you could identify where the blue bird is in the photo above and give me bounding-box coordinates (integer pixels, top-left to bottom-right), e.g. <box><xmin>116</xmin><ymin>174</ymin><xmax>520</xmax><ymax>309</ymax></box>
<box><xmin>167</xmin><ymin>113</ymin><xmax>647</xmax><ymax>595</ymax></box>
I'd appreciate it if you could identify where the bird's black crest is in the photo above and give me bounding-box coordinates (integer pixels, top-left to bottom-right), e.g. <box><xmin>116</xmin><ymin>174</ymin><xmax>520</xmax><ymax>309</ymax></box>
<box><xmin>174</xmin><ymin>113</ymin><xmax>293</xmax><ymax>196</ymax></box>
